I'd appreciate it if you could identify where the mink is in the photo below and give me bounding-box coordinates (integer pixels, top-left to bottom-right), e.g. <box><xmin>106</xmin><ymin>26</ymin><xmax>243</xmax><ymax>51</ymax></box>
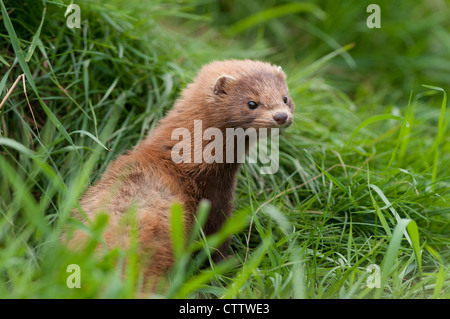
<box><xmin>68</xmin><ymin>59</ymin><xmax>295</xmax><ymax>283</ymax></box>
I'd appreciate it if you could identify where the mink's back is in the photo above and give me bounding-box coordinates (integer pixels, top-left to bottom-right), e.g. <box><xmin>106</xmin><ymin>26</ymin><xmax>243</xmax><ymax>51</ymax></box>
<box><xmin>80</xmin><ymin>150</ymin><xmax>184</xmax><ymax>218</ymax></box>
<box><xmin>70</xmin><ymin>149</ymin><xmax>190</xmax><ymax>278</ymax></box>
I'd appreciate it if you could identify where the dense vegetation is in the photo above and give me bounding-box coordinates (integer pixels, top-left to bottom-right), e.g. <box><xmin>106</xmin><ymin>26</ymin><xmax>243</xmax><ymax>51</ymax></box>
<box><xmin>0</xmin><ymin>0</ymin><xmax>448</xmax><ymax>298</ymax></box>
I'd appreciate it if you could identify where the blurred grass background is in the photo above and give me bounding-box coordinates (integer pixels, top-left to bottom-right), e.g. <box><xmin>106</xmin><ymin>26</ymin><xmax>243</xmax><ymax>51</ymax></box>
<box><xmin>0</xmin><ymin>0</ymin><xmax>449</xmax><ymax>298</ymax></box>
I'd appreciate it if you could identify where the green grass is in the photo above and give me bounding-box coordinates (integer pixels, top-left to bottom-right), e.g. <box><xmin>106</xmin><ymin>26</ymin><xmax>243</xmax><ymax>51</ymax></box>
<box><xmin>0</xmin><ymin>0</ymin><xmax>449</xmax><ymax>299</ymax></box>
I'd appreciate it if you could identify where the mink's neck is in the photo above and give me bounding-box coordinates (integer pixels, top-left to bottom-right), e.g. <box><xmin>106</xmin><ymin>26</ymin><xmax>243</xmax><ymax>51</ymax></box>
<box><xmin>137</xmin><ymin>115</ymin><xmax>244</xmax><ymax>202</ymax></box>
<box><xmin>141</xmin><ymin>108</ymin><xmax>246</xmax><ymax>181</ymax></box>
<box><xmin>136</xmin><ymin>109</ymin><xmax>245</xmax><ymax>237</ymax></box>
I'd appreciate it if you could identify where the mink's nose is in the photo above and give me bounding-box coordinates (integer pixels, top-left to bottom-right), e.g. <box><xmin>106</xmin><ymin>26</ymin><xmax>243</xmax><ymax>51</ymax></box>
<box><xmin>273</xmin><ymin>112</ymin><xmax>288</xmax><ymax>125</ymax></box>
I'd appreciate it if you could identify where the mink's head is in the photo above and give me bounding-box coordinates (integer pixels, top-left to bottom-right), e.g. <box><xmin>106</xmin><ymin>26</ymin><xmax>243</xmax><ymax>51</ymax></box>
<box><xmin>207</xmin><ymin>60</ymin><xmax>295</xmax><ymax>130</ymax></box>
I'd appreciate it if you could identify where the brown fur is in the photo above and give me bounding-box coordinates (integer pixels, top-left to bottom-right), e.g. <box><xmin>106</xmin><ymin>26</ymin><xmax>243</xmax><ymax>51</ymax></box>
<box><xmin>67</xmin><ymin>59</ymin><xmax>295</xmax><ymax>285</ymax></box>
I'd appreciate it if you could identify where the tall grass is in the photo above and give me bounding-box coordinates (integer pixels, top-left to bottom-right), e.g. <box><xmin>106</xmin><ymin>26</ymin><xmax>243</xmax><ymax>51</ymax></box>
<box><xmin>0</xmin><ymin>0</ymin><xmax>449</xmax><ymax>298</ymax></box>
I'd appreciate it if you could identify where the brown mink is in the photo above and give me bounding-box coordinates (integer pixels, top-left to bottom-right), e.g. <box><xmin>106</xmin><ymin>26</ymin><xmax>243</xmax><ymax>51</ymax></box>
<box><xmin>68</xmin><ymin>59</ymin><xmax>295</xmax><ymax>283</ymax></box>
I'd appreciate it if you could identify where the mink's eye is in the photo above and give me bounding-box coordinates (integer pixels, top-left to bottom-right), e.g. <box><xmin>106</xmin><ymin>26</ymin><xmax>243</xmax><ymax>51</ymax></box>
<box><xmin>248</xmin><ymin>101</ymin><xmax>258</xmax><ymax>110</ymax></box>
<box><xmin>283</xmin><ymin>96</ymin><xmax>288</xmax><ymax>104</ymax></box>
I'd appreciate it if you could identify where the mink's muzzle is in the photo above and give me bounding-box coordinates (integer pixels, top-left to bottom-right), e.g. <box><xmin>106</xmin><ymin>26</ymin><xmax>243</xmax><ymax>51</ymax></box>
<box><xmin>273</xmin><ymin>112</ymin><xmax>288</xmax><ymax>125</ymax></box>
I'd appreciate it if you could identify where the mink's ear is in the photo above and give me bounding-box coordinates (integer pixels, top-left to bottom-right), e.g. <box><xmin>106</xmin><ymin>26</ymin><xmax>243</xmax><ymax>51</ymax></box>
<box><xmin>277</xmin><ymin>65</ymin><xmax>286</xmax><ymax>79</ymax></box>
<box><xmin>213</xmin><ymin>75</ymin><xmax>235</xmax><ymax>95</ymax></box>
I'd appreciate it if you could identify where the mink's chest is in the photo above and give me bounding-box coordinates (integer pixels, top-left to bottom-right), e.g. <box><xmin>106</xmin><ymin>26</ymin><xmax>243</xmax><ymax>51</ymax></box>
<box><xmin>188</xmin><ymin>164</ymin><xmax>241</xmax><ymax>235</ymax></box>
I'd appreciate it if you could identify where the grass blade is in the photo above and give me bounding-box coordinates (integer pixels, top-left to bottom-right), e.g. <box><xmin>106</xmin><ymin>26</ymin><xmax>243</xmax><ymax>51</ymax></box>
<box><xmin>303</xmin><ymin>149</ymin><xmax>350</xmax><ymax>196</ymax></box>
<box><xmin>375</xmin><ymin>219</ymin><xmax>422</xmax><ymax>298</ymax></box>
<box><xmin>422</xmin><ymin>85</ymin><xmax>447</xmax><ymax>193</ymax></box>
<box><xmin>406</xmin><ymin>220</ymin><xmax>422</xmax><ymax>273</ymax></box>
<box><xmin>25</xmin><ymin>7</ymin><xmax>47</xmax><ymax>62</ymax></box>
<box><xmin>350</xmin><ymin>114</ymin><xmax>403</xmax><ymax>140</ymax></box>
<box><xmin>0</xmin><ymin>137</ymin><xmax>35</xmax><ymax>156</ymax></box>
<box><xmin>170</xmin><ymin>203</ymin><xmax>185</xmax><ymax>260</ymax></box>
<box><xmin>70</xmin><ymin>130</ymin><xmax>111</xmax><ymax>151</ymax></box>
<box><xmin>222</xmin><ymin>236</ymin><xmax>271</xmax><ymax>298</ymax></box>
<box><xmin>295</xmin><ymin>43</ymin><xmax>355</xmax><ymax>78</ymax></box>
<box><xmin>226</xmin><ymin>2</ymin><xmax>325</xmax><ymax>35</ymax></box>
<box><xmin>0</xmin><ymin>53</ymin><xmax>10</xmax><ymax>67</ymax></box>
<box><xmin>388</xmin><ymin>92</ymin><xmax>413</xmax><ymax>168</ymax></box>
<box><xmin>369</xmin><ymin>188</ymin><xmax>392</xmax><ymax>237</ymax></box>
